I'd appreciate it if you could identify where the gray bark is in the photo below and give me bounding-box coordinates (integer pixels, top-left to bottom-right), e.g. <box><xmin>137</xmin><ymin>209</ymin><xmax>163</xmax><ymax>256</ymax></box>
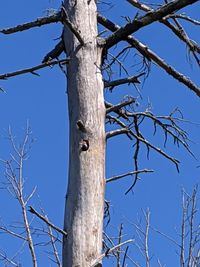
<box><xmin>62</xmin><ymin>0</ymin><xmax>105</xmax><ymax>266</ymax></box>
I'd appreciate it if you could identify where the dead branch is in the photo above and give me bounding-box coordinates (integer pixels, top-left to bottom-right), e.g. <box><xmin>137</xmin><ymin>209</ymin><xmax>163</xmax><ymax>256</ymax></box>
<box><xmin>0</xmin><ymin>59</ymin><xmax>69</xmax><ymax>80</ymax></box>
<box><xmin>126</xmin><ymin>0</ymin><xmax>151</xmax><ymax>12</ymax></box>
<box><xmin>122</xmin><ymin>246</ymin><xmax>129</xmax><ymax>267</ymax></box>
<box><xmin>127</xmin><ymin>116</ymin><xmax>140</xmax><ymax>194</ymax></box>
<box><xmin>129</xmin><ymin>209</ymin><xmax>151</xmax><ymax>267</ymax></box>
<box><xmin>0</xmin><ymin>225</ymin><xmax>27</xmax><ymax>241</ymax></box>
<box><xmin>151</xmin><ymin>226</ymin><xmax>181</xmax><ymax>248</ymax></box>
<box><xmin>125</xmin><ymin>111</ymin><xmax>194</xmax><ymax>157</ymax></box>
<box><xmin>117</xmin><ymin>224</ymin><xmax>123</xmax><ymax>266</ymax></box>
<box><xmin>42</xmin><ymin>40</ymin><xmax>65</xmax><ymax>63</ymax></box>
<box><xmin>61</xmin><ymin>7</ymin><xmax>84</xmax><ymax>46</ymax></box>
<box><xmin>105</xmin><ymin>102</ymin><xmax>128</xmax><ymax>120</ymax></box>
<box><xmin>0</xmin><ymin>12</ymin><xmax>61</xmax><ymax>34</ymax></box>
<box><xmin>104</xmin><ymin>74</ymin><xmax>143</xmax><ymax>89</ymax></box>
<box><xmin>1</xmin><ymin>125</ymin><xmax>37</xmax><ymax>267</ymax></box>
<box><xmin>169</xmin><ymin>14</ymin><xmax>200</xmax><ymax>26</ymax></box>
<box><xmin>0</xmin><ymin>251</ymin><xmax>19</xmax><ymax>267</ymax></box>
<box><xmin>29</xmin><ymin>206</ymin><xmax>67</xmax><ymax>237</ymax></box>
<box><xmin>90</xmin><ymin>239</ymin><xmax>134</xmax><ymax>267</ymax></box>
<box><xmin>180</xmin><ymin>190</ymin><xmax>186</xmax><ymax>266</ymax></box>
<box><xmin>143</xmin><ymin>210</ymin><xmax>150</xmax><ymax>267</ymax></box>
<box><xmin>106</xmin><ymin>128</ymin><xmax>129</xmax><ymax>139</ymax></box>
<box><xmin>106</xmin><ymin>98</ymin><xmax>136</xmax><ymax>114</ymax></box>
<box><xmin>106</xmin><ymin>169</ymin><xmax>153</xmax><ymax>183</ymax></box>
<box><xmin>127</xmin><ymin>0</ymin><xmax>200</xmax><ymax>62</ymax></box>
<box><xmin>97</xmin><ymin>14</ymin><xmax>200</xmax><ymax>97</ymax></box>
<box><xmin>42</xmin><ymin>210</ymin><xmax>62</xmax><ymax>267</ymax></box>
<box><xmin>105</xmin><ymin>0</ymin><xmax>199</xmax><ymax>49</ymax></box>
<box><xmin>187</xmin><ymin>187</ymin><xmax>198</xmax><ymax>267</ymax></box>
<box><xmin>107</xmin><ymin>114</ymin><xmax>180</xmax><ymax>172</ymax></box>
<box><xmin>131</xmin><ymin>129</ymin><xmax>180</xmax><ymax>171</ymax></box>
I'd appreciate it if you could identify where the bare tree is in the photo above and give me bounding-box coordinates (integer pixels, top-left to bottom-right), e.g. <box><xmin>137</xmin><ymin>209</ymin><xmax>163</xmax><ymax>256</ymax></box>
<box><xmin>0</xmin><ymin>0</ymin><xmax>200</xmax><ymax>266</ymax></box>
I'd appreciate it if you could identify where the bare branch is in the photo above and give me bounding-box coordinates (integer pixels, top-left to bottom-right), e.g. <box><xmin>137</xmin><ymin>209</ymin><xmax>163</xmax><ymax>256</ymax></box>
<box><xmin>117</xmin><ymin>224</ymin><xmax>123</xmax><ymax>266</ymax></box>
<box><xmin>0</xmin><ymin>12</ymin><xmax>61</xmax><ymax>34</ymax></box>
<box><xmin>0</xmin><ymin>59</ymin><xmax>69</xmax><ymax>80</ymax></box>
<box><xmin>61</xmin><ymin>7</ymin><xmax>84</xmax><ymax>46</ymax></box>
<box><xmin>106</xmin><ymin>128</ymin><xmax>129</xmax><ymax>139</ymax></box>
<box><xmin>90</xmin><ymin>239</ymin><xmax>134</xmax><ymax>267</ymax></box>
<box><xmin>1</xmin><ymin>126</ymin><xmax>37</xmax><ymax>267</ymax></box>
<box><xmin>180</xmin><ymin>190</ymin><xmax>186</xmax><ymax>266</ymax></box>
<box><xmin>105</xmin><ymin>0</ymin><xmax>199</xmax><ymax>49</ymax></box>
<box><xmin>105</xmin><ymin>102</ymin><xmax>128</xmax><ymax>119</ymax></box>
<box><xmin>107</xmin><ymin>114</ymin><xmax>180</xmax><ymax>171</ymax></box>
<box><xmin>97</xmin><ymin>14</ymin><xmax>200</xmax><ymax>97</ymax></box>
<box><xmin>126</xmin><ymin>110</ymin><xmax>194</xmax><ymax>157</ymax></box>
<box><xmin>143</xmin><ymin>210</ymin><xmax>150</xmax><ymax>267</ymax></box>
<box><xmin>29</xmin><ymin>206</ymin><xmax>67</xmax><ymax>237</ymax></box>
<box><xmin>106</xmin><ymin>169</ymin><xmax>153</xmax><ymax>183</ymax></box>
<box><xmin>104</xmin><ymin>74</ymin><xmax>143</xmax><ymax>88</ymax></box>
<box><xmin>127</xmin><ymin>0</ymin><xmax>200</xmax><ymax>60</ymax></box>
<box><xmin>126</xmin><ymin>0</ymin><xmax>151</xmax><ymax>12</ymax></box>
<box><xmin>106</xmin><ymin>98</ymin><xmax>136</xmax><ymax>114</ymax></box>
<box><xmin>0</xmin><ymin>251</ymin><xmax>19</xmax><ymax>267</ymax></box>
<box><xmin>42</xmin><ymin>40</ymin><xmax>65</xmax><ymax>63</ymax></box>
<box><xmin>151</xmin><ymin>226</ymin><xmax>181</xmax><ymax>248</ymax></box>
<box><xmin>187</xmin><ymin>187</ymin><xmax>197</xmax><ymax>266</ymax></box>
<box><xmin>126</xmin><ymin>116</ymin><xmax>140</xmax><ymax>194</ymax></box>
<box><xmin>0</xmin><ymin>225</ymin><xmax>27</xmax><ymax>241</ymax></box>
<box><xmin>47</xmin><ymin>225</ymin><xmax>62</xmax><ymax>267</ymax></box>
<box><xmin>169</xmin><ymin>14</ymin><xmax>200</xmax><ymax>25</ymax></box>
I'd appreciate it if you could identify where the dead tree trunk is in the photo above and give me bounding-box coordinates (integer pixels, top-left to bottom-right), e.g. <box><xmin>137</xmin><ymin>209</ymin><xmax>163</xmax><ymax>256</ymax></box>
<box><xmin>62</xmin><ymin>1</ymin><xmax>105</xmax><ymax>266</ymax></box>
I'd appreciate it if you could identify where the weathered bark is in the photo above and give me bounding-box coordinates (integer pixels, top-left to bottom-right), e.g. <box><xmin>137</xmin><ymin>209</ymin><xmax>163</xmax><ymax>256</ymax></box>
<box><xmin>62</xmin><ymin>1</ymin><xmax>105</xmax><ymax>266</ymax></box>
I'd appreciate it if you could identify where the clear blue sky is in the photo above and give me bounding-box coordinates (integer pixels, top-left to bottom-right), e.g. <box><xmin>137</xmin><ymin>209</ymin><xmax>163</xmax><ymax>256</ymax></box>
<box><xmin>0</xmin><ymin>0</ymin><xmax>200</xmax><ymax>266</ymax></box>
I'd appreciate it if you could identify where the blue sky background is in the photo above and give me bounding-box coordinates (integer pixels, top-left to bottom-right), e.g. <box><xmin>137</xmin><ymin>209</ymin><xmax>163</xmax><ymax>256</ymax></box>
<box><xmin>0</xmin><ymin>0</ymin><xmax>200</xmax><ymax>266</ymax></box>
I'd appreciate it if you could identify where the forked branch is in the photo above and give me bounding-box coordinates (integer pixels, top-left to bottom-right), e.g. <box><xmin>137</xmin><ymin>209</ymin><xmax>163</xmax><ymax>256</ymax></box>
<box><xmin>127</xmin><ymin>0</ymin><xmax>200</xmax><ymax>64</ymax></box>
<box><xmin>105</xmin><ymin>0</ymin><xmax>199</xmax><ymax>49</ymax></box>
<box><xmin>98</xmin><ymin>14</ymin><xmax>200</xmax><ymax>97</ymax></box>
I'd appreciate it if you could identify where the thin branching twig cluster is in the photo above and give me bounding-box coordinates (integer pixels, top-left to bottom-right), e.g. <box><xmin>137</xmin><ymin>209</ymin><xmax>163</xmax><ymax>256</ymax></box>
<box><xmin>0</xmin><ymin>125</ymin><xmax>62</xmax><ymax>266</ymax></box>
<box><xmin>106</xmin><ymin>101</ymin><xmax>193</xmax><ymax>193</ymax></box>
<box><xmin>103</xmin><ymin>187</ymin><xmax>200</xmax><ymax>267</ymax></box>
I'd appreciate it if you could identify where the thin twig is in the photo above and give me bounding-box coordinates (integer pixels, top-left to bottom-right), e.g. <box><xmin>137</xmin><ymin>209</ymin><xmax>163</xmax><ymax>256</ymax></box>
<box><xmin>143</xmin><ymin>209</ymin><xmax>150</xmax><ymax>267</ymax></box>
<box><xmin>90</xmin><ymin>239</ymin><xmax>134</xmax><ymax>267</ymax></box>
<box><xmin>169</xmin><ymin>14</ymin><xmax>200</xmax><ymax>26</ymax></box>
<box><xmin>117</xmin><ymin>224</ymin><xmax>123</xmax><ymax>267</ymax></box>
<box><xmin>125</xmin><ymin>116</ymin><xmax>140</xmax><ymax>194</ymax></box>
<box><xmin>47</xmin><ymin>223</ymin><xmax>62</xmax><ymax>266</ymax></box>
<box><xmin>106</xmin><ymin>169</ymin><xmax>153</xmax><ymax>183</ymax></box>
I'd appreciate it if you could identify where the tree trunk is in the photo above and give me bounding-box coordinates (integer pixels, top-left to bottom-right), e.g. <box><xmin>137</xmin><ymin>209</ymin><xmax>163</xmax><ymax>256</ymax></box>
<box><xmin>62</xmin><ymin>1</ymin><xmax>105</xmax><ymax>266</ymax></box>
